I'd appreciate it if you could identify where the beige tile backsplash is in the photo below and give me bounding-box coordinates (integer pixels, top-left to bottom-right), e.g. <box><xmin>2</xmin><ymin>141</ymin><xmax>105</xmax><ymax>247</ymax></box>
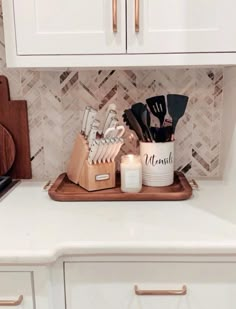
<box><xmin>0</xmin><ymin>5</ymin><xmax>223</xmax><ymax>180</ymax></box>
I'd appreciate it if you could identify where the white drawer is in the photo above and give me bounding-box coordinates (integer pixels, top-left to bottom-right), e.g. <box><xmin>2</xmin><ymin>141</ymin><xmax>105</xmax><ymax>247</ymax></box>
<box><xmin>65</xmin><ymin>262</ymin><xmax>236</xmax><ymax>309</ymax></box>
<box><xmin>0</xmin><ymin>272</ymin><xmax>33</xmax><ymax>309</ymax></box>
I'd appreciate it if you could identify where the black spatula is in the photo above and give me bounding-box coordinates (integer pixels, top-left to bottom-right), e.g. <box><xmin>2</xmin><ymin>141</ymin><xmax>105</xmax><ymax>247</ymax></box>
<box><xmin>167</xmin><ymin>94</ymin><xmax>189</xmax><ymax>137</ymax></box>
<box><xmin>146</xmin><ymin>95</ymin><xmax>167</xmax><ymax>127</ymax></box>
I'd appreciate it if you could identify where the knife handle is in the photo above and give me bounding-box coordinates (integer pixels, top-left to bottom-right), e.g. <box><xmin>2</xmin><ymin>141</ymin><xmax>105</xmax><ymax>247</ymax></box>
<box><xmin>88</xmin><ymin>126</ymin><xmax>98</xmax><ymax>148</ymax></box>
<box><xmin>81</xmin><ymin>107</ymin><xmax>90</xmax><ymax>134</ymax></box>
<box><xmin>85</xmin><ymin>108</ymin><xmax>97</xmax><ymax>137</ymax></box>
<box><xmin>92</xmin><ymin>119</ymin><xmax>101</xmax><ymax>128</ymax></box>
<box><xmin>102</xmin><ymin>110</ymin><xmax>117</xmax><ymax>135</ymax></box>
<box><xmin>97</xmin><ymin>139</ymin><xmax>109</xmax><ymax>164</ymax></box>
<box><xmin>105</xmin><ymin>104</ymin><xmax>117</xmax><ymax>118</ymax></box>
<box><xmin>111</xmin><ymin>138</ymin><xmax>124</xmax><ymax>162</ymax></box>
<box><xmin>88</xmin><ymin>141</ymin><xmax>99</xmax><ymax>165</ymax></box>
<box><xmin>102</xmin><ymin>139</ymin><xmax>115</xmax><ymax>163</ymax></box>
<box><xmin>106</xmin><ymin>139</ymin><xmax>118</xmax><ymax>163</ymax></box>
<box><xmin>93</xmin><ymin>140</ymin><xmax>105</xmax><ymax>164</ymax></box>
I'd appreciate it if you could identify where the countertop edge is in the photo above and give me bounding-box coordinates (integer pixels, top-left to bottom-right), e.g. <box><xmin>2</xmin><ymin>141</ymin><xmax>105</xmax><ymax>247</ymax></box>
<box><xmin>3</xmin><ymin>242</ymin><xmax>236</xmax><ymax>265</ymax></box>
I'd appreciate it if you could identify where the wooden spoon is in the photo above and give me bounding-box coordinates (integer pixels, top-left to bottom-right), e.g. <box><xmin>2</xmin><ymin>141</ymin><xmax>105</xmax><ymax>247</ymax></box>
<box><xmin>0</xmin><ymin>124</ymin><xmax>16</xmax><ymax>176</ymax></box>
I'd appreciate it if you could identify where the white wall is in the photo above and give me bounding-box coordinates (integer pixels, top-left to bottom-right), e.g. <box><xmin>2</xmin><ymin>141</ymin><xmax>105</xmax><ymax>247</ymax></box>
<box><xmin>221</xmin><ymin>66</ymin><xmax>236</xmax><ymax>183</ymax></box>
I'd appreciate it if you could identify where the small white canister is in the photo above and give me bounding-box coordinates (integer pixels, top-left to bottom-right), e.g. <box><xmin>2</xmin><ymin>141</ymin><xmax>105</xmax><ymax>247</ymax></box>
<box><xmin>140</xmin><ymin>141</ymin><xmax>174</xmax><ymax>187</ymax></box>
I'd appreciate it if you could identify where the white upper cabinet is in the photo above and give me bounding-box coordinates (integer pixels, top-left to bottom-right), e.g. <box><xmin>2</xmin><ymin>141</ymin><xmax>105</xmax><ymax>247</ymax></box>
<box><xmin>12</xmin><ymin>0</ymin><xmax>126</xmax><ymax>55</ymax></box>
<box><xmin>127</xmin><ymin>0</ymin><xmax>236</xmax><ymax>53</ymax></box>
<box><xmin>3</xmin><ymin>0</ymin><xmax>236</xmax><ymax>67</ymax></box>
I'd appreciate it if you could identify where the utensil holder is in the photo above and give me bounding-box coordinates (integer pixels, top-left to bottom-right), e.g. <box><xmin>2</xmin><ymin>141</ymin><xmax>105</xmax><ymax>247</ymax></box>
<box><xmin>140</xmin><ymin>141</ymin><xmax>174</xmax><ymax>187</ymax></box>
<box><xmin>67</xmin><ymin>134</ymin><xmax>116</xmax><ymax>191</ymax></box>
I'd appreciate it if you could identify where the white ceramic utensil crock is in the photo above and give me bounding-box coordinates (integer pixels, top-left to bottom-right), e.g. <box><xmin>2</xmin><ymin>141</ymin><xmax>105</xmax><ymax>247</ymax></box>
<box><xmin>140</xmin><ymin>141</ymin><xmax>174</xmax><ymax>187</ymax></box>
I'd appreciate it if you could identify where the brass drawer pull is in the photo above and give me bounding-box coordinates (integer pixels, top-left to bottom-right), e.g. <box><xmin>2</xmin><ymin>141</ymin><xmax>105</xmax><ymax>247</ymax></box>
<box><xmin>135</xmin><ymin>0</ymin><xmax>139</xmax><ymax>32</ymax></box>
<box><xmin>134</xmin><ymin>285</ymin><xmax>187</xmax><ymax>296</ymax></box>
<box><xmin>112</xmin><ymin>0</ymin><xmax>117</xmax><ymax>32</ymax></box>
<box><xmin>0</xmin><ymin>295</ymin><xmax>23</xmax><ymax>306</ymax></box>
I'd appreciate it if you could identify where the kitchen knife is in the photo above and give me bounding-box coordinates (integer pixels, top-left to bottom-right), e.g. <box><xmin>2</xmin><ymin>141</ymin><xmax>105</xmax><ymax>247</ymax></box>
<box><xmin>105</xmin><ymin>103</ymin><xmax>117</xmax><ymax>119</ymax></box>
<box><xmin>105</xmin><ymin>138</ymin><xmax>118</xmax><ymax>163</ymax></box>
<box><xmin>102</xmin><ymin>138</ymin><xmax>116</xmax><ymax>163</ymax></box>
<box><xmin>87</xmin><ymin>125</ymin><xmax>98</xmax><ymax>149</ymax></box>
<box><xmin>92</xmin><ymin>139</ymin><xmax>106</xmax><ymax>164</ymax></box>
<box><xmin>109</xmin><ymin>117</ymin><xmax>119</xmax><ymax>130</ymax></box>
<box><xmin>100</xmin><ymin>116</ymin><xmax>119</xmax><ymax>139</ymax></box>
<box><xmin>110</xmin><ymin>138</ymin><xmax>124</xmax><ymax>162</ymax></box>
<box><xmin>97</xmin><ymin>138</ymin><xmax>110</xmax><ymax>164</ymax></box>
<box><xmin>81</xmin><ymin>106</ymin><xmax>90</xmax><ymax>135</ymax></box>
<box><xmin>88</xmin><ymin>140</ymin><xmax>99</xmax><ymax>164</ymax></box>
<box><xmin>102</xmin><ymin>110</ymin><xmax>117</xmax><ymax>135</ymax></box>
<box><xmin>91</xmin><ymin>119</ymin><xmax>100</xmax><ymax>128</ymax></box>
<box><xmin>85</xmin><ymin>107</ymin><xmax>97</xmax><ymax>138</ymax></box>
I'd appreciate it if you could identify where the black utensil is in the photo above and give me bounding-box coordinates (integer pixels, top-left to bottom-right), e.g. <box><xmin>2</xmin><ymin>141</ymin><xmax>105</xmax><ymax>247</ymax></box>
<box><xmin>150</xmin><ymin>126</ymin><xmax>172</xmax><ymax>143</ymax></box>
<box><xmin>167</xmin><ymin>94</ymin><xmax>189</xmax><ymax>136</ymax></box>
<box><xmin>146</xmin><ymin>95</ymin><xmax>167</xmax><ymax>127</ymax></box>
<box><xmin>162</xmin><ymin>126</ymin><xmax>173</xmax><ymax>142</ymax></box>
<box><xmin>150</xmin><ymin>127</ymin><xmax>160</xmax><ymax>142</ymax></box>
<box><xmin>131</xmin><ymin>103</ymin><xmax>153</xmax><ymax>142</ymax></box>
<box><xmin>122</xmin><ymin>109</ymin><xmax>146</xmax><ymax>142</ymax></box>
<box><xmin>141</xmin><ymin>109</ymin><xmax>154</xmax><ymax>142</ymax></box>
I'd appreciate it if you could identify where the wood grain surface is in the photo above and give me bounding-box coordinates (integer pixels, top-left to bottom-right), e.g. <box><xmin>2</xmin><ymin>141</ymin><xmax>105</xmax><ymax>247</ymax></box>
<box><xmin>67</xmin><ymin>134</ymin><xmax>116</xmax><ymax>191</ymax></box>
<box><xmin>0</xmin><ymin>76</ymin><xmax>31</xmax><ymax>178</ymax></box>
<box><xmin>48</xmin><ymin>172</ymin><xmax>192</xmax><ymax>201</ymax></box>
<box><xmin>0</xmin><ymin>124</ymin><xmax>16</xmax><ymax>176</ymax></box>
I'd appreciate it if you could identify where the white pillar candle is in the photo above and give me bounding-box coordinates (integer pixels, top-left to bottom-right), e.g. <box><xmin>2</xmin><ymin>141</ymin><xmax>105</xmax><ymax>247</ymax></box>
<box><xmin>120</xmin><ymin>154</ymin><xmax>142</xmax><ymax>193</ymax></box>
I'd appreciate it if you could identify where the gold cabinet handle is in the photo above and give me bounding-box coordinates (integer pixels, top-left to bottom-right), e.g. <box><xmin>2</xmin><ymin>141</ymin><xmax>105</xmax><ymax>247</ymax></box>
<box><xmin>135</xmin><ymin>0</ymin><xmax>139</xmax><ymax>32</ymax></box>
<box><xmin>0</xmin><ymin>295</ymin><xmax>23</xmax><ymax>306</ymax></box>
<box><xmin>134</xmin><ymin>285</ymin><xmax>187</xmax><ymax>296</ymax></box>
<box><xmin>112</xmin><ymin>0</ymin><xmax>117</xmax><ymax>32</ymax></box>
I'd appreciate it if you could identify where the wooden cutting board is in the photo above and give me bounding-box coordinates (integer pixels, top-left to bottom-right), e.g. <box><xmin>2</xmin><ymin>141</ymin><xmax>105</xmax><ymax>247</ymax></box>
<box><xmin>0</xmin><ymin>124</ymin><xmax>16</xmax><ymax>175</ymax></box>
<box><xmin>0</xmin><ymin>76</ymin><xmax>31</xmax><ymax>178</ymax></box>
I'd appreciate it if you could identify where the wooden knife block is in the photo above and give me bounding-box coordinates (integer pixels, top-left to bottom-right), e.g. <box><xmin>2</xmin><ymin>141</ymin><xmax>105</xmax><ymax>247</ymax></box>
<box><xmin>67</xmin><ymin>134</ymin><xmax>116</xmax><ymax>192</ymax></box>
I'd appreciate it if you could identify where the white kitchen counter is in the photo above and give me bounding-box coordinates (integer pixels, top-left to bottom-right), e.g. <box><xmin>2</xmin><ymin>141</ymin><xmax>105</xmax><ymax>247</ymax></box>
<box><xmin>0</xmin><ymin>180</ymin><xmax>236</xmax><ymax>264</ymax></box>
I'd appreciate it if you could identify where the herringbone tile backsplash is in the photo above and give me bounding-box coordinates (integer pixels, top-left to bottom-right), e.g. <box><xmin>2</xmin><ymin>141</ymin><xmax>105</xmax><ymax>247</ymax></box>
<box><xmin>0</xmin><ymin>4</ymin><xmax>223</xmax><ymax>180</ymax></box>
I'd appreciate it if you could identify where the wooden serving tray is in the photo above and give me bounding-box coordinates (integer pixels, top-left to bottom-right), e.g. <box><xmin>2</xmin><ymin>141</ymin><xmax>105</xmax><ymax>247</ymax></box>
<box><xmin>48</xmin><ymin>172</ymin><xmax>192</xmax><ymax>201</ymax></box>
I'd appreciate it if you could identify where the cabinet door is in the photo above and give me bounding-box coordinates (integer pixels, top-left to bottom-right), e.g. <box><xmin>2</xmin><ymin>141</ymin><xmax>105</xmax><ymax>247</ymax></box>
<box><xmin>65</xmin><ymin>262</ymin><xmax>236</xmax><ymax>309</ymax></box>
<box><xmin>127</xmin><ymin>0</ymin><xmax>236</xmax><ymax>53</ymax></box>
<box><xmin>0</xmin><ymin>272</ymin><xmax>33</xmax><ymax>309</ymax></box>
<box><xmin>13</xmin><ymin>0</ymin><xmax>126</xmax><ymax>55</ymax></box>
